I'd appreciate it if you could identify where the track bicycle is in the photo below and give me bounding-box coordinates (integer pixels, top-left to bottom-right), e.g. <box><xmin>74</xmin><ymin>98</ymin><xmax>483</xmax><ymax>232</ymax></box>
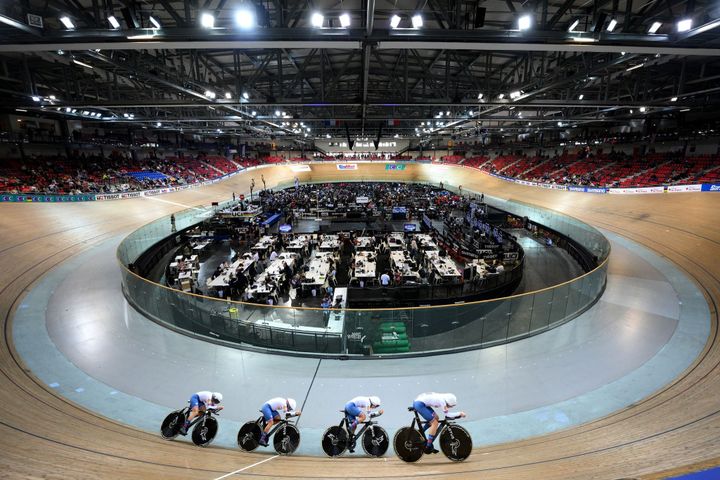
<box><xmin>393</xmin><ymin>406</ymin><xmax>472</xmax><ymax>462</ymax></box>
<box><xmin>321</xmin><ymin>409</ymin><xmax>389</xmax><ymax>457</ymax></box>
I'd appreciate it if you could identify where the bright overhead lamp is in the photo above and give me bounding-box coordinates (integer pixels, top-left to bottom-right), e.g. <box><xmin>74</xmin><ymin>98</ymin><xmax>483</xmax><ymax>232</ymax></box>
<box><xmin>411</xmin><ymin>14</ymin><xmax>423</xmax><ymax>29</ymax></box>
<box><xmin>311</xmin><ymin>12</ymin><xmax>324</xmax><ymax>28</ymax></box>
<box><xmin>82</xmin><ymin>110</ymin><xmax>89</xmax><ymax>116</ymax></box>
<box><xmin>123</xmin><ymin>113</ymin><xmax>129</xmax><ymax>118</ymax></box>
<box><xmin>149</xmin><ymin>15</ymin><xmax>161</xmax><ymax>29</ymax></box>
<box><xmin>108</xmin><ymin>15</ymin><xmax>121</xmax><ymax>29</ymax></box>
<box><xmin>639</xmin><ymin>106</ymin><xmax>647</xmax><ymax>112</ymax></box>
<box><xmin>510</xmin><ymin>90</ymin><xmax>521</xmax><ymax>99</ymax></box>
<box><xmin>275</xmin><ymin>110</ymin><xmax>281</xmax><ymax>117</ymax></box>
<box><xmin>242</xmin><ymin>91</ymin><xmax>249</xmax><ymax>100</ymax></box>
<box><xmin>477</xmin><ymin>93</ymin><xmax>483</xmax><ymax>99</ymax></box>
<box><xmin>32</xmin><ymin>96</ymin><xmax>40</xmax><ymax>101</ymax></box>
<box><xmin>59</xmin><ymin>16</ymin><xmax>74</xmax><ymax>29</ymax></box>
<box><xmin>648</xmin><ymin>21</ymin><xmax>662</xmax><ymax>33</ymax></box>
<box><xmin>72</xmin><ymin>59</ymin><xmax>94</xmax><ymax>69</ymax></box>
<box><xmin>677</xmin><ymin>19</ymin><xmax>692</xmax><ymax>32</ymax></box>
<box><xmin>498</xmin><ymin>93</ymin><xmax>505</xmax><ymax>99</ymax></box>
<box><xmin>339</xmin><ymin>13</ymin><xmax>351</xmax><ymax>28</ymax></box>
<box><xmin>156</xmin><ymin>122</ymin><xmax>162</xmax><ymax>127</ymax></box>
<box><xmin>670</xmin><ymin>96</ymin><xmax>678</xmax><ymax>102</ymax></box>
<box><xmin>626</xmin><ymin>63</ymin><xmax>644</xmax><ymax>72</ymax></box>
<box><xmin>200</xmin><ymin>12</ymin><xmax>215</xmax><ymax>28</ymax></box>
<box><xmin>49</xmin><ymin>95</ymin><xmax>56</xmax><ymax>100</ymax></box>
<box><xmin>518</xmin><ymin>14</ymin><xmax>532</xmax><ymax>31</ymax></box>
<box><xmin>446</xmin><ymin>110</ymin><xmax>450</xmax><ymax>116</ymax></box>
<box><xmin>251</xmin><ymin>110</ymin><xmax>257</xmax><ymax>116</ymax></box>
<box><xmin>578</xmin><ymin>94</ymin><xmax>584</xmax><ymax>100</ymax></box>
<box><xmin>568</xmin><ymin>19</ymin><xmax>580</xmax><ymax>32</ymax></box>
<box><xmin>390</xmin><ymin>14</ymin><xmax>401</xmax><ymax>29</ymax></box>
<box><xmin>204</xmin><ymin>90</ymin><xmax>216</xmax><ymax>99</ymax></box>
<box><xmin>236</xmin><ymin>9</ymin><xmax>255</xmax><ymax>29</ymax></box>
<box><xmin>225</xmin><ymin>92</ymin><xmax>232</xmax><ymax>99</ymax></box>
<box><xmin>65</xmin><ymin>107</ymin><xmax>71</xmax><ymax>112</ymax></box>
<box><xmin>607</xmin><ymin>19</ymin><xmax>617</xmax><ymax>31</ymax></box>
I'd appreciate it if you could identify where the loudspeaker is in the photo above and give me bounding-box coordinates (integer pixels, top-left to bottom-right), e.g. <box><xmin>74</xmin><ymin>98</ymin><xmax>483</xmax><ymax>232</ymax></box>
<box><xmin>474</xmin><ymin>7</ymin><xmax>486</xmax><ymax>28</ymax></box>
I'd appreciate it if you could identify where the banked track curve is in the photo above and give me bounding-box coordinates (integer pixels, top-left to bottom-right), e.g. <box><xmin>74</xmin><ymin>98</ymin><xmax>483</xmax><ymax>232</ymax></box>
<box><xmin>1</xmin><ymin>162</ymin><xmax>718</xmax><ymax>479</ymax></box>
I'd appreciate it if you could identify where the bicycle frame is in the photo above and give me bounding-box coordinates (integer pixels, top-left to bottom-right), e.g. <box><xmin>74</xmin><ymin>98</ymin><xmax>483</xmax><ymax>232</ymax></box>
<box><xmin>342</xmin><ymin>414</ymin><xmax>374</xmax><ymax>435</ymax></box>
<box><xmin>408</xmin><ymin>408</ymin><xmax>451</xmax><ymax>441</ymax></box>
<box><xmin>255</xmin><ymin>415</ymin><xmax>296</xmax><ymax>437</ymax></box>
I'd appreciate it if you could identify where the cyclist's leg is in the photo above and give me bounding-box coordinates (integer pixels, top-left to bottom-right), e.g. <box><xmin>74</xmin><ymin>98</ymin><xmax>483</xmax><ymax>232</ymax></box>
<box><xmin>413</xmin><ymin>401</ymin><xmax>438</xmax><ymax>452</ymax></box>
<box><xmin>259</xmin><ymin>404</ymin><xmax>279</xmax><ymax>446</ymax></box>
<box><xmin>345</xmin><ymin>402</ymin><xmax>363</xmax><ymax>434</ymax></box>
<box><xmin>182</xmin><ymin>395</ymin><xmax>202</xmax><ymax>433</ymax></box>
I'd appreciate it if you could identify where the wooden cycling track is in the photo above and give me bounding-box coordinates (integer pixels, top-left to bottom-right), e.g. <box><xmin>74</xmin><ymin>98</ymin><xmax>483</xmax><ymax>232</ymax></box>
<box><xmin>0</xmin><ymin>162</ymin><xmax>718</xmax><ymax>479</ymax></box>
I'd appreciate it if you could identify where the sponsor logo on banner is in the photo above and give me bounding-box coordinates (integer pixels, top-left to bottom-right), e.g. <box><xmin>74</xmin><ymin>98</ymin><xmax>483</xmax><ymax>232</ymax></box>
<box><xmin>668</xmin><ymin>184</ymin><xmax>703</xmax><ymax>192</ymax></box>
<box><xmin>515</xmin><ymin>180</ymin><xmax>536</xmax><ymax>186</ymax></box>
<box><xmin>609</xmin><ymin>186</ymin><xmax>665</xmax><ymax>194</ymax></box>
<box><xmin>355</xmin><ymin>196</ymin><xmax>370</xmax><ymax>204</ymax></box>
<box><xmin>568</xmin><ymin>186</ymin><xmax>586</xmax><ymax>192</ymax></box>
<box><xmin>336</xmin><ymin>163</ymin><xmax>358</xmax><ymax>170</ymax></box>
<box><xmin>568</xmin><ymin>186</ymin><xmax>607</xmax><ymax>193</ymax></box>
<box><xmin>289</xmin><ymin>164</ymin><xmax>312</xmax><ymax>172</ymax></box>
<box><xmin>385</xmin><ymin>164</ymin><xmax>406</xmax><ymax>170</ymax></box>
<box><xmin>701</xmin><ymin>183</ymin><xmax>720</xmax><ymax>192</ymax></box>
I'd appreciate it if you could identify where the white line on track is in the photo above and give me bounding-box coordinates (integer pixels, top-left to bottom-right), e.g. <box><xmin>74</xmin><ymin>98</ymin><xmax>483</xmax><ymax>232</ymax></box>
<box><xmin>213</xmin><ymin>455</ymin><xmax>280</xmax><ymax>480</ymax></box>
<box><xmin>143</xmin><ymin>195</ymin><xmax>204</xmax><ymax>210</ymax></box>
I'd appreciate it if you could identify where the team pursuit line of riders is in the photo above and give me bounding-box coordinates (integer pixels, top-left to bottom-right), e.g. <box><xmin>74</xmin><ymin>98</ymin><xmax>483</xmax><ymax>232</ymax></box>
<box><xmin>161</xmin><ymin>391</ymin><xmax>473</xmax><ymax>462</ymax></box>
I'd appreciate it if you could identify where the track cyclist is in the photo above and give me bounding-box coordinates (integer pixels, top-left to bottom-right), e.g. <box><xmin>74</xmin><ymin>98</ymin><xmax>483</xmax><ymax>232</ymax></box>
<box><xmin>180</xmin><ymin>391</ymin><xmax>223</xmax><ymax>435</ymax></box>
<box><xmin>345</xmin><ymin>396</ymin><xmax>383</xmax><ymax>452</ymax></box>
<box><xmin>259</xmin><ymin>397</ymin><xmax>301</xmax><ymax>446</ymax></box>
<box><xmin>413</xmin><ymin>392</ymin><xmax>466</xmax><ymax>454</ymax></box>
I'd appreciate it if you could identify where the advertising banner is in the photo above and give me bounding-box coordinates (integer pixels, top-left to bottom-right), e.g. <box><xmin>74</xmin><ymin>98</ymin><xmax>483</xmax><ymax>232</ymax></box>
<box><xmin>336</xmin><ymin>163</ymin><xmax>358</xmax><ymax>170</ymax></box>
<box><xmin>568</xmin><ymin>186</ymin><xmax>607</xmax><ymax>193</ymax></box>
<box><xmin>385</xmin><ymin>164</ymin><xmax>406</xmax><ymax>170</ymax></box>
<box><xmin>701</xmin><ymin>183</ymin><xmax>720</xmax><ymax>192</ymax></box>
<box><xmin>289</xmin><ymin>164</ymin><xmax>312</xmax><ymax>172</ymax></box>
<box><xmin>609</xmin><ymin>186</ymin><xmax>665</xmax><ymax>194</ymax></box>
<box><xmin>667</xmin><ymin>184</ymin><xmax>703</xmax><ymax>192</ymax></box>
<box><xmin>0</xmin><ymin>193</ymin><xmax>95</xmax><ymax>202</ymax></box>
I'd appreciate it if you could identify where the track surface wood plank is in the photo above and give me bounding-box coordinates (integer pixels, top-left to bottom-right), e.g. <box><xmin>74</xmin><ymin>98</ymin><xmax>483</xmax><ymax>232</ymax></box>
<box><xmin>0</xmin><ymin>163</ymin><xmax>718</xmax><ymax>479</ymax></box>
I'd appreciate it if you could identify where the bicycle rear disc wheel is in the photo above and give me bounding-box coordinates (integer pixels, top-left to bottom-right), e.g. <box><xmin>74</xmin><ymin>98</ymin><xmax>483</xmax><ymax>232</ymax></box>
<box><xmin>160</xmin><ymin>411</ymin><xmax>184</xmax><ymax>440</ymax></box>
<box><xmin>362</xmin><ymin>425</ymin><xmax>389</xmax><ymax>457</ymax></box>
<box><xmin>439</xmin><ymin>424</ymin><xmax>472</xmax><ymax>461</ymax></box>
<box><xmin>273</xmin><ymin>424</ymin><xmax>301</xmax><ymax>455</ymax></box>
<box><xmin>192</xmin><ymin>416</ymin><xmax>218</xmax><ymax>447</ymax></box>
<box><xmin>237</xmin><ymin>421</ymin><xmax>262</xmax><ymax>451</ymax></box>
<box><xmin>393</xmin><ymin>427</ymin><xmax>424</xmax><ymax>463</ymax></box>
<box><xmin>321</xmin><ymin>426</ymin><xmax>348</xmax><ymax>457</ymax></box>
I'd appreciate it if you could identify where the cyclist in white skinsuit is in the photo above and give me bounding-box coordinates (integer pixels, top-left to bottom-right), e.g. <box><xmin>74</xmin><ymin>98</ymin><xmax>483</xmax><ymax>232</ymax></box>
<box><xmin>413</xmin><ymin>392</ymin><xmax>466</xmax><ymax>454</ymax></box>
<box><xmin>344</xmin><ymin>396</ymin><xmax>383</xmax><ymax>452</ymax></box>
<box><xmin>259</xmin><ymin>397</ymin><xmax>301</xmax><ymax>446</ymax></box>
<box><xmin>180</xmin><ymin>391</ymin><xmax>223</xmax><ymax>435</ymax></box>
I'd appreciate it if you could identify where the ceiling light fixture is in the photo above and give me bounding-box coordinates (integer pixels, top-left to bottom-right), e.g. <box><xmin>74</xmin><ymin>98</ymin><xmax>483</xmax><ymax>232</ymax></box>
<box><xmin>149</xmin><ymin>15</ymin><xmax>161</xmax><ymax>29</ymax></box>
<box><xmin>200</xmin><ymin>12</ymin><xmax>215</xmax><ymax>28</ymax></box>
<box><xmin>626</xmin><ymin>63</ymin><xmax>644</xmax><ymax>72</ymax></box>
<box><xmin>72</xmin><ymin>59</ymin><xmax>94</xmax><ymax>69</ymax></box>
<box><xmin>59</xmin><ymin>16</ymin><xmax>75</xmax><ymax>29</ymax></box>
<box><xmin>518</xmin><ymin>14</ymin><xmax>532</xmax><ymax>31</ymax></box>
<box><xmin>339</xmin><ymin>13</ymin><xmax>351</xmax><ymax>28</ymax></box>
<box><xmin>648</xmin><ymin>21</ymin><xmax>662</xmax><ymax>33</ymax></box>
<box><xmin>411</xmin><ymin>14</ymin><xmax>423</xmax><ymax>28</ymax></box>
<box><xmin>578</xmin><ymin>94</ymin><xmax>584</xmax><ymax>100</ymax></box>
<box><xmin>390</xmin><ymin>14</ymin><xmax>401</xmax><ymax>29</ymax></box>
<box><xmin>671</xmin><ymin>96</ymin><xmax>678</xmax><ymax>102</ymax></box>
<box><xmin>607</xmin><ymin>19</ymin><xmax>617</xmax><ymax>31</ymax></box>
<box><xmin>311</xmin><ymin>12</ymin><xmax>324</xmax><ymax>28</ymax></box>
<box><xmin>236</xmin><ymin>9</ymin><xmax>255</xmax><ymax>29</ymax></box>
<box><xmin>568</xmin><ymin>19</ymin><xmax>580</xmax><ymax>32</ymax></box>
<box><xmin>108</xmin><ymin>15</ymin><xmax>121</xmax><ymax>29</ymax></box>
<box><xmin>242</xmin><ymin>91</ymin><xmax>249</xmax><ymax>100</ymax></box>
<box><xmin>677</xmin><ymin>18</ymin><xmax>692</xmax><ymax>32</ymax></box>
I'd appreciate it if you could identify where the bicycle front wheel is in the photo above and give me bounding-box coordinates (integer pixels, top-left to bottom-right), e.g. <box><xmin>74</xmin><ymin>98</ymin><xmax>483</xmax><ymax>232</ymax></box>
<box><xmin>192</xmin><ymin>416</ymin><xmax>218</xmax><ymax>447</ymax></box>
<box><xmin>439</xmin><ymin>424</ymin><xmax>472</xmax><ymax>461</ymax></box>
<box><xmin>362</xmin><ymin>425</ymin><xmax>389</xmax><ymax>457</ymax></box>
<box><xmin>393</xmin><ymin>427</ymin><xmax>424</xmax><ymax>463</ymax></box>
<box><xmin>274</xmin><ymin>423</ymin><xmax>301</xmax><ymax>455</ymax></box>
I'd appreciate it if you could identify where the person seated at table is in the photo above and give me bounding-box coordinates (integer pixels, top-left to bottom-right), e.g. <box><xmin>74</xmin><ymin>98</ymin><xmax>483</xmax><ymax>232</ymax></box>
<box><xmin>495</xmin><ymin>261</ymin><xmax>505</xmax><ymax>273</ymax></box>
<box><xmin>393</xmin><ymin>270</ymin><xmax>402</xmax><ymax>285</ymax></box>
<box><xmin>269</xmin><ymin>249</ymin><xmax>279</xmax><ymax>262</ymax></box>
<box><xmin>380</xmin><ymin>271</ymin><xmax>391</xmax><ymax>286</ymax></box>
<box><xmin>211</xmin><ymin>265</ymin><xmax>223</xmax><ymax>280</ymax></box>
